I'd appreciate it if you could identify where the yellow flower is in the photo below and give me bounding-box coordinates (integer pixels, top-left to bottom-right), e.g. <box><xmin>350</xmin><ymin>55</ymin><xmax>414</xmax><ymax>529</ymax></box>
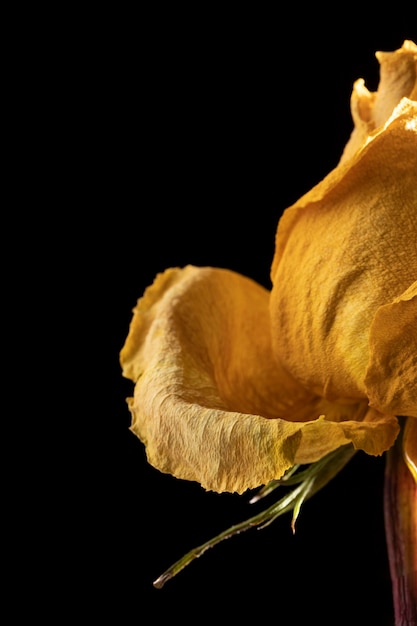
<box><xmin>120</xmin><ymin>40</ymin><xmax>417</xmax><ymax>494</ymax></box>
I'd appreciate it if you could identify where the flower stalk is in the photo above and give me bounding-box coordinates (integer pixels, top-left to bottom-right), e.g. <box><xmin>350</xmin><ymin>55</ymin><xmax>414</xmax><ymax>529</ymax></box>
<box><xmin>384</xmin><ymin>423</ymin><xmax>417</xmax><ymax>625</ymax></box>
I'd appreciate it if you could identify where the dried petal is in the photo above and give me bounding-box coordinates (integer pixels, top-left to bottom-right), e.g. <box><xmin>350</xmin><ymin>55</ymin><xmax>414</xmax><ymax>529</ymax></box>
<box><xmin>365</xmin><ymin>284</ymin><xmax>417</xmax><ymax>417</ymax></box>
<box><xmin>270</xmin><ymin>99</ymin><xmax>417</xmax><ymax>409</ymax></box>
<box><xmin>120</xmin><ymin>42</ymin><xmax>416</xmax><ymax>494</ymax></box>
<box><xmin>339</xmin><ymin>39</ymin><xmax>417</xmax><ymax>164</ymax></box>
<box><xmin>121</xmin><ymin>266</ymin><xmax>399</xmax><ymax>492</ymax></box>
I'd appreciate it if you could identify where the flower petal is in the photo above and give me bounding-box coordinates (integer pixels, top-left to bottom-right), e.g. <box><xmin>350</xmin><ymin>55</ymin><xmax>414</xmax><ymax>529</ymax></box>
<box><xmin>339</xmin><ymin>39</ymin><xmax>417</xmax><ymax>164</ymax></box>
<box><xmin>120</xmin><ymin>265</ymin><xmax>312</xmax><ymax>417</ymax></box>
<box><xmin>289</xmin><ymin>404</ymin><xmax>399</xmax><ymax>465</ymax></box>
<box><xmin>365</xmin><ymin>283</ymin><xmax>417</xmax><ymax>417</ymax></box>
<box><xmin>270</xmin><ymin>99</ymin><xmax>417</xmax><ymax>405</ymax></box>
<box><xmin>121</xmin><ymin>266</ymin><xmax>399</xmax><ymax>492</ymax></box>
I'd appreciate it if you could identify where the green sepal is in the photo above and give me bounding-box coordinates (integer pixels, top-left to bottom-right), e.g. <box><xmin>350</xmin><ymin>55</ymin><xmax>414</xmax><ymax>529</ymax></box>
<box><xmin>153</xmin><ymin>444</ymin><xmax>356</xmax><ymax>588</ymax></box>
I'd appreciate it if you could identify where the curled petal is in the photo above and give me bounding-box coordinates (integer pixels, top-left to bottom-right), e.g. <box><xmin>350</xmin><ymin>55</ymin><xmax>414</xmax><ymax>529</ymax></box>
<box><xmin>365</xmin><ymin>283</ymin><xmax>417</xmax><ymax>417</ymax></box>
<box><xmin>340</xmin><ymin>39</ymin><xmax>417</xmax><ymax>164</ymax></box>
<box><xmin>120</xmin><ymin>265</ymin><xmax>312</xmax><ymax>417</ymax></box>
<box><xmin>121</xmin><ymin>266</ymin><xmax>399</xmax><ymax>493</ymax></box>
<box><xmin>270</xmin><ymin>100</ymin><xmax>417</xmax><ymax>406</ymax></box>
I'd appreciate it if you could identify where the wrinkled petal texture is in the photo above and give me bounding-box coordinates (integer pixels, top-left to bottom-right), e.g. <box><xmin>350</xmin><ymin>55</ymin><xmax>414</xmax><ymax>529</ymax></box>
<box><xmin>366</xmin><ymin>283</ymin><xmax>417</xmax><ymax>416</ymax></box>
<box><xmin>270</xmin><ymin>98</ymin><xmax>417</xmax><ymax>414</ymax></box>
<box><xmin>119</xmin><ymin>42</ymin><xmax>417</xmax><ymax>494</ymax></box>
<box><xmin>340</xmin><ymin>40</ymin><xmax>417</xmax><ymax>164</ymax></box>
<box><xmin>120</xmin><ymin>266</ymin><xmax>399</xmax><ymax>493</ymax></box>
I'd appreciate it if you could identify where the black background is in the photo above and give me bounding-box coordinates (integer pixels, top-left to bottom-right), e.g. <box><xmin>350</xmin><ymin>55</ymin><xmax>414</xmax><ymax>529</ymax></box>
<box><xmin>55</xmin><ymin>12</ymin><xmax>416</xmax><ymax>626</ymax></box>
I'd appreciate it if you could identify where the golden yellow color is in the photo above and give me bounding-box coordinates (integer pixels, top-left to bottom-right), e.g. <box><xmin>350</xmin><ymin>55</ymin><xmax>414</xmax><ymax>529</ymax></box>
<box><xmin>120</xmin><ymin>41</ymin><xmax>417</xmax><ymax>493</ymax></box>
<box><xmin>403</xmin><ymin>417</ymin><xmax>417</xmax><ymax>484</ymax></box>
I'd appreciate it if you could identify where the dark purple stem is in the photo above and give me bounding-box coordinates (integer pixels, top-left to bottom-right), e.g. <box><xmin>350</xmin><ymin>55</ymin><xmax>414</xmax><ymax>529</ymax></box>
<box><xmin>384</xmin><ymin>438</ymin><xmax>417</xmax><ymax>625</ymax></box>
